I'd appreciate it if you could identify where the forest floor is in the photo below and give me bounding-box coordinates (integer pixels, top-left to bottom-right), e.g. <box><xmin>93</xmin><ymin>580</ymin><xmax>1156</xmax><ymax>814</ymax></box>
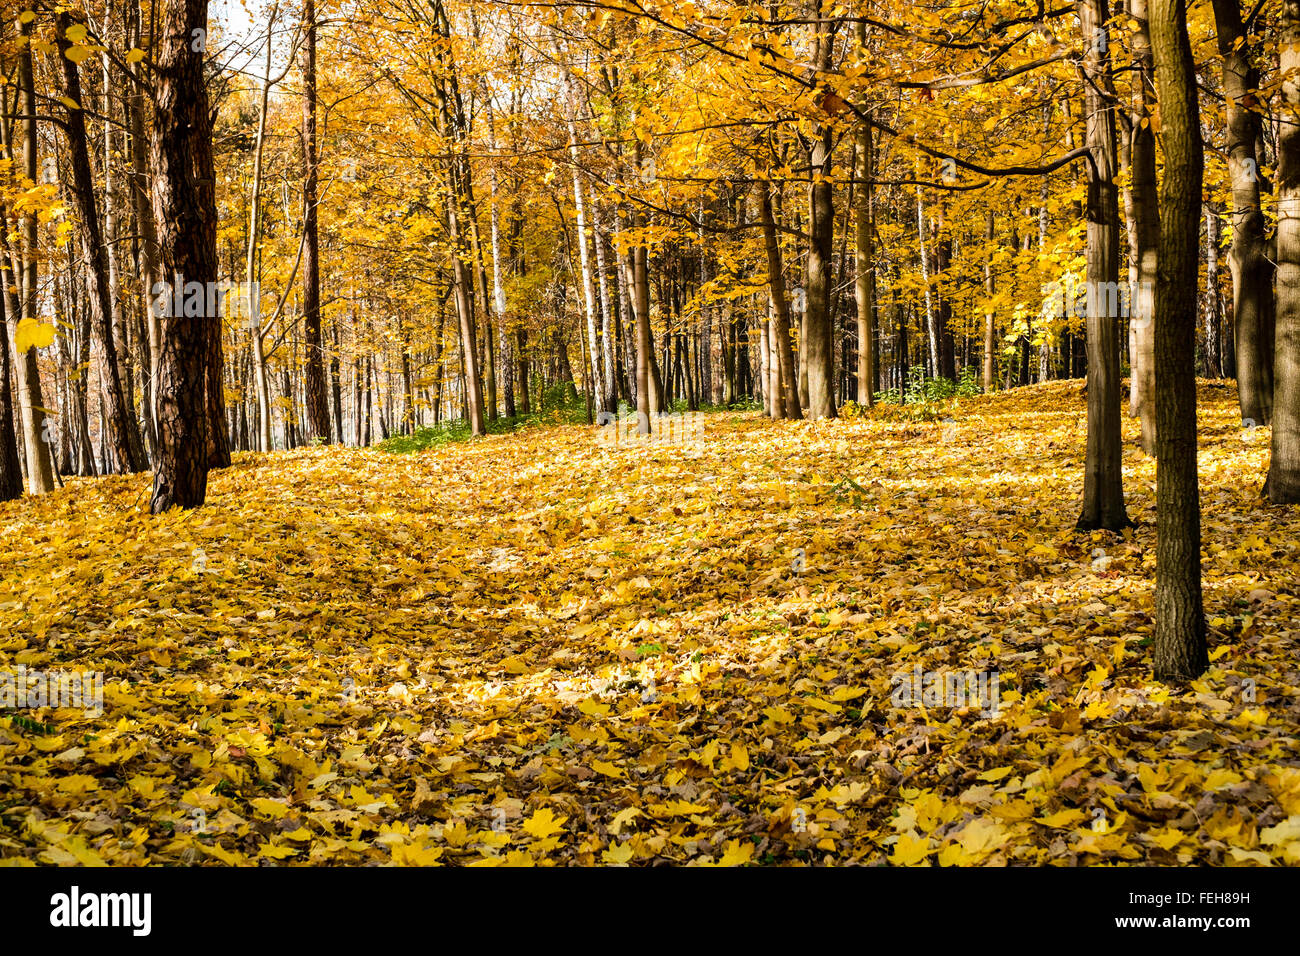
<box><xmin>2</xmin><ymin>380</ymin><xmax>1299</xmax><ymax>865</ymax></box>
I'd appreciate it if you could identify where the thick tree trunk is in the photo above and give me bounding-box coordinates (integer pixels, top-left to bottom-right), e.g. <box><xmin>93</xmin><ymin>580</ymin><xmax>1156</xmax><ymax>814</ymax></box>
<box><xmin>1269</xmin><ymin>0</ymin><xmax>1300</xmax><ymax>503</ymax></box>
<box><xmin>1076</xmin><ymin>0</ymin><xmax>1132</xmax><ymax>531</ymax></box>
<box><xmin>1211</xmin><ymin>0</ymin><xmax>1275</xmax><ymax>426</ymax></box>
<box><xmin>149</xmin><ymin>0</ymin><xmax>217</xmax><ymax>511</ymax></box>
<box><xmin>1150</xmin><ymin>0</ymin><xmax>1208</xmax><ymax>678</ymax></box>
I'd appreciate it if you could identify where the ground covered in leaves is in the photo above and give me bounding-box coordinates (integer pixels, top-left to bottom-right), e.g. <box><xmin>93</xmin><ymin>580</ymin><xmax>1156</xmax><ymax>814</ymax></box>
<box><xmin>2</xmin><ymin>380</ymin><xmax>1299</xmax><ymax>866</ymax></box>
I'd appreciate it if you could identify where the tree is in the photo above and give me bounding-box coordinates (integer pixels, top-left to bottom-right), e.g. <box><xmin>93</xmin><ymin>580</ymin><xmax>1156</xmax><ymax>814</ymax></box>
<box><xmin>1270</xmin><ymin>0</ymin><xmax>1300</xmax><ymax>503</ymax></box>
<box><xmin>1075</xmin><ymin>0</ymin><xmax>1131</xmax><ymax>531</ymax></box>
<box><xmin>149</xmin><ymin>0</ymin><xmax>218</xmax><ymax>511</ymax></box>
<box><xmin>1124</xmin><ymin>0</ymin><xmax>1158</xmax><ymax>456</ymax></box>
<box><xmin>755</xmin><ymin>179</ymin><xmax>801</xmax><ymax>419</ymax></box>
<box><xmin>8</xmin><ymin>11</ymin><xmax>55</xmax><ymax>495</ymax></box>
<box><xmin>1150</xmin><ymin>0</ymin><xmax>1208</xmax><ymax>678</ymax></box>
<box><xmin>802</xmin><ymin>4</ymin><xmax>837</xmax><ymax>420</ymax></box>
<box><xmin>55</xmin><ymin>11</ymin><xmax>146</xmax><ymax>474</ymax></box>
<box><xmin>0</xmin><ymin>285</ymin><xmax>23</xmax><ymax>500</ymax></box>
<box><xmin>854</xmin><ymin>82</ymin><xmax>876</xmax><ymax>408</ymax></box>
<box><xmin>1211</xmin><ymin>0</ymin><xmax>1274</xmax><ymax>427</ymax></box>
<box><xmin>301</xmin><ymin>0</ymin><xmax>330</xmax><ymax>444</ymax></box>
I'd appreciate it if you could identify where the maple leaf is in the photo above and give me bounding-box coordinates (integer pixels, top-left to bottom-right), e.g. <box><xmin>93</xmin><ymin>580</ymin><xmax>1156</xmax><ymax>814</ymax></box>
<box><xmin>523</xmin><ymin>808</ymin><xmax>568</xmax><ymax>840</ymax></box>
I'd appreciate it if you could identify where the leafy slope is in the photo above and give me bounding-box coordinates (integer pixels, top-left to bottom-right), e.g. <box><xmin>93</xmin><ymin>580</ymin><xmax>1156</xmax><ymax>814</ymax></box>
<box><xmin>1</xmin><ymin>381</ymin><xmax>1298</xmax><ymax>866</ymax></box>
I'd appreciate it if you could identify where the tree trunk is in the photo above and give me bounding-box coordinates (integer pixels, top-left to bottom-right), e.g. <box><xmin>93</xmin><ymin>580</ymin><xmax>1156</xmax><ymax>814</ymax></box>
<box><xmin>149</xmin><ymin>0</ymin><xmax>217</xmax><ymax>511</ymax></box>
<box><xmin>755</xmin><ymin>180</ymin><xmax>801</xmax><ymax>418</ymax></box>
<box><xmin>11</xmin><ymin>14</ymin><xmax>54</xmax><ymax>494</ymax></box>
<box><xmin>125</xmin><ymin>0</ymin><xmax>163</xmax><ymax>449</ymax></box>
<box><xmin>1211</xmin><ymin>0</ymin><xmax>1275</xmax><ymax>426</ymax></box>
<box><xmin>854</xmin><ymin>97</ymin><xmax>876</xmax><ymax>406</ymax></box>
<box><xmin>1124</xmin><ymin>0</ymin><xmax>1158</xmax><ymax>455</ymax></box>
<box><xmin>803</xmin><ymin>10</ymin><xmax>836</xmax><ymax>419</ymax></box>
<box><xmin>1150</xmin><ymin>0</ymin><xmax>1208</xmax><ymax>678</ymax></box>
<box><xmin>592</xmin><ymin>189</ymin><xmax>617</xmax><ymax>411</ymax></box>
<box><xmin>1204</xmin><ymin>203</ymin><xmax>1223</xmax><ymax>378</ymax></box>
<box><xmin>56</xmin><ymin>12</ymin><xmax>146</xmax><ymax>474</ymax></box>
<box><xmin>1076</xmin><ymin>0</ymin><xmax>1132</xmax><ymax>531</ymax></box>
<box><xmin>300</xmin><ymin>0</ymin><xmax>329</xmax><ymax>443</ymax></box>
<box><xmin>0</xmin><ymin>282</ymin><xmax>23</xmax><ymax>500</ymax></box>
<box><xmin>982</xmin><ymin>210</ymin><xmax>997</xmax><ymax>391</ymax></box>
<box><xmin>1268</xmin><ymin>0</ymin><xmax>1300</xmax><ymax>503</ymax></box>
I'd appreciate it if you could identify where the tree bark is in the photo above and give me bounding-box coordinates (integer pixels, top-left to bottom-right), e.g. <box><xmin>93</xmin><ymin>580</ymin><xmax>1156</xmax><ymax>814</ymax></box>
<box><xmin>11</xmin><ymin>14</ymin><xmax>54</xmax><ymax>494</ymax></box>
<box><xmin>1076</xmin><ymin>0</ymin><xmax>1132</xmax><ymax>531</ymax></box>
<box><xmin>1211</xmin><ymin>0</ymin><xmax>1275</xmax><ymax>426</ymax></box>
<box><xmin>301</xmin><ymin>0</ymin><xmax>329</xmax><ymax>443</ymax></box>
<box><xmin>1204</xmin><ymin>202</ymin><xmax>1223</xmax><ymax>378</ymax></box>
<box><xmin>56</xmin><ymin>12</ymin><xmax>146</xmax><ymax>474</ymax></box>
<box><xmin>1269</xmin><ymin>0</ymin><xmax>1300</xmax><ymax>503</ymax></box>
<box><xmin>0</xmin><ymin>281</ymin><xmax>23</xmax><ymax>500</ymax></box>
<box><xmin>1124</xmin><ymin>0</ymin><xmax>1158</xmax><ymax>455</ymax></box>
<box><xmin>803</xmin><ymin>7</ymin><xmax>836</xmax><ymax>419</ymax></box>
<box><xmin>149</xmin><ymin>0</ymin><xmax>217</xmax><ymax>511</ymax></box>
<box><xmin>982</xmin><ymin>210</ymin><xmax>997</xmax><ymax>392</ymax></box>
<box><xmin>854</xmin><ymin>99</ymin><xmax>877</xmax><ymax>406</ymax></box>
<box><xmin>755</xmin><ymin>180</ymin><xmax>801</xmax><ymax>418</ymax></box>
<box><xmin>1150</xmin><ymin>0</ymin><xmax>1208</xmax><ymax>678</ymax></box>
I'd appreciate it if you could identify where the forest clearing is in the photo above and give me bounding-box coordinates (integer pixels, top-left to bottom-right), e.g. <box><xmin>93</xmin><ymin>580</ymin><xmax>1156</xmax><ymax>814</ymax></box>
<box><xmin>2</xmin><ymin>382</ymin><xmax>1297</xmax><ymax>867</ymax></box>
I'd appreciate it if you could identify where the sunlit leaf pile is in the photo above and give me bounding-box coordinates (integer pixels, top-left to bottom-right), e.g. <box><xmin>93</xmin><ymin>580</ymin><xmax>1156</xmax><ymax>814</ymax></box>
<box><xmin>2</xmin><ymin>382</ymin><xmax>1298</xmax><ymax>865</ymax></box>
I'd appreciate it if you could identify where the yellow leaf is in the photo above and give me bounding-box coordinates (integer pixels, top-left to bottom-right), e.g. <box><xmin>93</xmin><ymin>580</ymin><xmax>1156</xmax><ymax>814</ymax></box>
<box><xmin>728</xmin><ymin>741</ymin><xmax>749</xmax><ymax>771</ymax></box>
<box><xmin>249</xmin><ymin>798</ymin><xmax>290</xmax><ymax>818</ymax></box>
<box><xmin>609</xmin><ymin>808</ymin><xmax>641</xmax><ymax>835</ymax></box>
<box><xmin>1036</xmin><ymin>808</ymin><xmax>1087</xmax><ymax>828</ymax></box>
<box><xmin>257</xmin><ymin>843</ymin><xmax>298</xmax><ymax>859</ymax></box>
<box><xmin>200</xmin><ymin>843</ymin><xmax>243</xmax><ymax>865</ymax></box>
<box><xmin>602</xmin><ymin>841</ymin><xmax>635</xmax><ymax>864</ymax></box>
<box><xmin>522</xmin><ymin>807</ymin><xmax>567</xmax><ymax>840</ymax></box>
<box><xmin>391</xmin><ymin>843</ymin><xmax>444</xmax><ymax>865</ymax></box>
<box><xmin>15</xmin><ymin>318</ymin><xmax>56</xmax><ymax>352</ymax></box>
<box><xmin>891</xmin><ymin>832</ymin><xmax>933</xmax><ymax>866</ymax></box>
<box><xmin>717</xmin><ymin>839</ymin><xmax>754</xmax><ymax>866</ymax></box>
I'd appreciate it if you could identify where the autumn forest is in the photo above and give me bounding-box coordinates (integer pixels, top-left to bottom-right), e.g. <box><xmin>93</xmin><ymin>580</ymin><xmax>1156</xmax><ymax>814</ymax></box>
<box><xmin>0</xmin><ymin>0</ymin><xmax>1298</xmax><ymax>884</ymax></box>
